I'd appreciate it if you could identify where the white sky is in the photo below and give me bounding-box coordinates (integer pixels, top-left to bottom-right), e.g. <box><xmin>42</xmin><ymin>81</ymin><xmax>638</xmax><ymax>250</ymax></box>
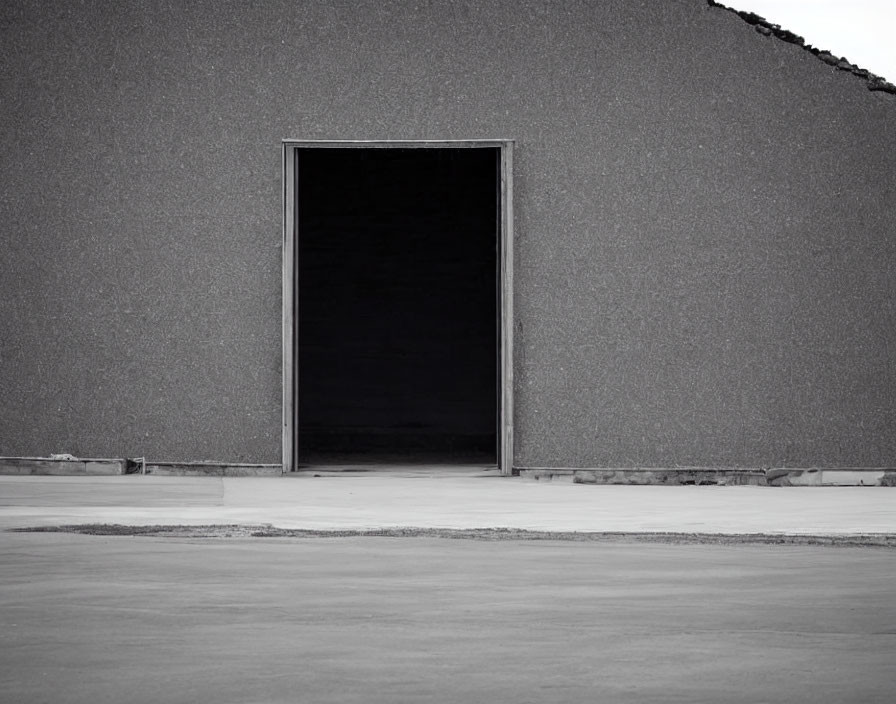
<box><xmin>723</xmin><ymin>0</ymin><xmax>896</xmax><ymax>81</ymax></box>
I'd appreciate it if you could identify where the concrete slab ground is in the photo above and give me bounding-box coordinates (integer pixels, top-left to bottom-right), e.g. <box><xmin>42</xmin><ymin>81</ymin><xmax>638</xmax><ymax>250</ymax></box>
<box><xmin>2</xmin><ymin>531</ymin><xmax>895</xmax><ymax>703</ymax></box>
<box><xmin>2</xmin><ymin>475</ymin><xmax>895</xmax><ymax>702</ymax></box>
<box><xmin>1</xmin><ymin>473</ymin><xmax>894</xmax><ymax>534</ymax></box>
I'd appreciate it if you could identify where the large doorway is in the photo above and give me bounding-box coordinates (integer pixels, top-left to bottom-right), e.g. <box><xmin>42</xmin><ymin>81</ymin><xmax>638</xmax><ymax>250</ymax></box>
<box><xmin>282</xmin><ymin>141</ymin><xmax>514</xmax><ymax>473</ymax></box>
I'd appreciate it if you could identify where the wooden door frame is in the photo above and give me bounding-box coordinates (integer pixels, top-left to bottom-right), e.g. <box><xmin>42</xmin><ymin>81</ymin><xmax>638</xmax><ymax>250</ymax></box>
<box><xmin>281</xmin><ymin>139</ymin><xmax>514</xmax><ymax>475</ymax></box>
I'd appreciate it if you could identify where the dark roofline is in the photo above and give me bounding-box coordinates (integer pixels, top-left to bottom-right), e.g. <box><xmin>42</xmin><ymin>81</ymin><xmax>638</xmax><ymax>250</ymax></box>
<box><xmin>707</xmin><ymin>0</ymin><xmax>896</xmax><ymax>94</ymax></box>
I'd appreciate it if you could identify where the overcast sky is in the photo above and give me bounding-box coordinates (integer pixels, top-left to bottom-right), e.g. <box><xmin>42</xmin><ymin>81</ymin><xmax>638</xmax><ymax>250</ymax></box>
<box><xmin>724</xmin><ymin>0</ymin><xmax>895</xmax><ymax>81</ymax></box>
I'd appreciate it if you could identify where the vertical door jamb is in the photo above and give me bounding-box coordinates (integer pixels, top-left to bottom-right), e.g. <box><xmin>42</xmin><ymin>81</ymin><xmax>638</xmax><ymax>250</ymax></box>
<box><xmin>499</xmin><ymin>143</ymin><xmax>514</xmax><ymax>476</ymax></box>
<box><xmin>282</xmin><ymin>143</ymin><xmax>297</xmax><ymax>474</ymax></box>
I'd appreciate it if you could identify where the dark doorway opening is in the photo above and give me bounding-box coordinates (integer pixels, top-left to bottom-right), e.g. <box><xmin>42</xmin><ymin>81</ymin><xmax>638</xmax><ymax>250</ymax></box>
<box><xmin>296</xmin><ymin>147</ymin><xmax>500</xmax><ymax>465</ymax></box>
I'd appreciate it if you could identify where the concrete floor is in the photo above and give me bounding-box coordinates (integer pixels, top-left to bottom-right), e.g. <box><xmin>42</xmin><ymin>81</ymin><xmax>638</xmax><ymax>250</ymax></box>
<box><xmin>2</xmin><ymin>475</ymin><xmax>895</xmax><ymax>702</ymax></box>
<box><xmin>1</xmin><ymin>474</ymin><xmax>895</xmax><ymax>534</ymax></box>
<box><xmin>1</xmin><ymin>531</ymin><xmax>894</xmax><ymax>703</ymax></box>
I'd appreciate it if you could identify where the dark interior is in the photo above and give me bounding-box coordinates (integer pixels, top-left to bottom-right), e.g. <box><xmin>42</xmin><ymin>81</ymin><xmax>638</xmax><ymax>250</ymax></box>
<box><xmin>297</xmin><ymin>147</ymin><xmax>499</xmax><ymax>465</ymax></box>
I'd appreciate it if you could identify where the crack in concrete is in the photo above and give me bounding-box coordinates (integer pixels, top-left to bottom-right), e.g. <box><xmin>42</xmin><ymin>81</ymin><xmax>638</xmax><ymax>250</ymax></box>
<box><xmin>10</xmin><ymin>524</ymin><xmax>896</xmax><ymax>547</ymax></box>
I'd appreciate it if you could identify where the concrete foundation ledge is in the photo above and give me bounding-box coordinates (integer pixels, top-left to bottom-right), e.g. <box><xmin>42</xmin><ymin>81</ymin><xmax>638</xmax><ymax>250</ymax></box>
<box><xmin>0</xmin><ymin>457</ymin><xmax>127</xmax><ymax>476</ymax></box>
<box><xmin>765</xmin><ymin>468</ymin><xmax>896</xmax><ymax>487</ymax></box>
<box><xmin>519</xmin><ymin>467</ymin><xmax>896</xmax><ymax>487</ymax></box>
<box><xmin>0</xmin><ymin>457</ymin><xmax>283</xmax><ymax>477</ymax></box>
<box><xmin>143</xmin><ymin>462</ymin><xmax>283</xmax><ymax>477</ymax></box>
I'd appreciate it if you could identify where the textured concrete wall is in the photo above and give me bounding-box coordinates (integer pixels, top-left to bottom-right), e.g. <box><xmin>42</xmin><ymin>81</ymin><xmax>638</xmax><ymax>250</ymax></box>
<box><xmin>1</xmin><ymin>0</ymin><xmax>894</xmax><ymax>466</ymax></box>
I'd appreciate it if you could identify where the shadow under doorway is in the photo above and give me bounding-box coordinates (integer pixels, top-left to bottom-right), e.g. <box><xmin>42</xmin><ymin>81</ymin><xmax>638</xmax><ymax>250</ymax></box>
<box><xmin>296</xmin><ymin>146</ymin><xmax>500</xmax><ymax>467</ymax></box>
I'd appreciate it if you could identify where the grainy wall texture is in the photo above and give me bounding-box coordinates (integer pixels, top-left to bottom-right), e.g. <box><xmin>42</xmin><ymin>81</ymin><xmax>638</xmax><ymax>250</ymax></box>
<box><xmin>1</xmin><ymin>0</ymin><xmax>894</xmax><ymax>467</ymax></box>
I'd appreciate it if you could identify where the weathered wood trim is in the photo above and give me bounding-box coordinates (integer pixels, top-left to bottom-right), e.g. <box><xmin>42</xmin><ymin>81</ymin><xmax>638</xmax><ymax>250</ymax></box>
<box><xmin>281</xmin><ymin>139</ymin><xmax>513</xmax><ymax>149</ymax></box>
<box><xmin>281</xmin><ymin>139</ymin><xmax>515</xmax><ymax>473</ymax></box>
<box><xmin>499</xmin><ymin>142</ymin><xmax>515</xmax><ymax>476</ymax></box>
<box><xmin>282</xmin><ymin>143</ymin><xmax>297</xmax><ymax>473</ymax></box>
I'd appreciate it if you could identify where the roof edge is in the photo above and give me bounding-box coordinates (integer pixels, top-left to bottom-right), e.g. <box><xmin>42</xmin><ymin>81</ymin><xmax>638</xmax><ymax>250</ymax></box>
<box><xmin>707</xmin><ymin>0</ymin><xmax>896</xmax><ymax>95</ymax></box>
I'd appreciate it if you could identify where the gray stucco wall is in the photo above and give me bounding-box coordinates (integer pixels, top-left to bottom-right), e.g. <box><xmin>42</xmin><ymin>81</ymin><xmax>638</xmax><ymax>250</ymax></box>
<box><xmin>1</xmin><ymin>0</ymin><xmax>894</xmax><ymax>467</ymax></box>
